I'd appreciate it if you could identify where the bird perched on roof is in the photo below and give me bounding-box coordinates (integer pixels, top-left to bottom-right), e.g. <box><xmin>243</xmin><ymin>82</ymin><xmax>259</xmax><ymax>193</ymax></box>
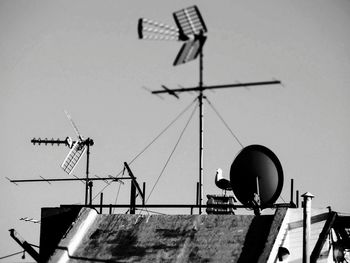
<box><xmin>215</xmin><ymin>168</ymin><xmax>232</xmax><ymax>193</ymax></box>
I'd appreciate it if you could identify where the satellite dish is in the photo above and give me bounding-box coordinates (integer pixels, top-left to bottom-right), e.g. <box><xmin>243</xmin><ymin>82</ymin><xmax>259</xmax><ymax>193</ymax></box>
<box><xmin>229</xmin><ymin>145</ymin><xmax>283</xmax><ymax>207</ymax></box>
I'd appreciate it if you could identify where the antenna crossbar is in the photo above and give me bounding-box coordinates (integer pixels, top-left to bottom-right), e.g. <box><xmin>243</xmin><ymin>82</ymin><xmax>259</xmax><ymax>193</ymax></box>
<box><xmin>31</xmin><ymin>138</ymin><xmax>72</xmax><ymax>147</ymax></box>
<box><xmin>8</xmin><ymin>177</ymin><xmax>131</xmax><ymax>184</ymax></box>
<box><xmin>152</xmin><ymin>80</ymin><xmax>282</xmax><ymax>94</ymax></box>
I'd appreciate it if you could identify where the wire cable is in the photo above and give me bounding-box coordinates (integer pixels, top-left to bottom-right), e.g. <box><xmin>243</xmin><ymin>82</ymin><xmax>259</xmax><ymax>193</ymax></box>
<box><xmin>128</xmin><ymin>98</ymin><xmax>198</xmax><ymax>165</ymax></box>
<box><xmin>136</xmin><ymin>208</ymin><xmax>167</xmax><ymax>215</ymax></box>
<box><xmin>0</xmin><ymin>250</ymin><xmax>24</xmax><ymax>260</ymax></box>
<box><xmin>92</xmin><ymin>98</ymin><xmax>198</xmax><ymax>201</ymax></box>
<box><xmin>278</xmin><ymin>195</ymin><xmax>286</xmax><ymax>203</ymax></box>
<box><xmin>112</xmin><ymin>182</ymin><xmax>122</xmax><ymax>214</ymax></box>
<box><xmin>146</xmin><ymin>101</ymin><xmax>198</xmax><ymax>203</ymax></box>
<box><xmin>28</xmin><ymin>243</ymin><xmax>40</xmax><ymax>248</ymax></box>
<box><xmin>205</xmin><ymin>97</ymin><xmax>244</xmax><ymax>149</ymax></box>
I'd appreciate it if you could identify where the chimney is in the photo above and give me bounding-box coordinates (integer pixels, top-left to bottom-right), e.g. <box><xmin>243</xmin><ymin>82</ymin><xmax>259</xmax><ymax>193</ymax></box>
<box><xmin>302</xmin><ymin>192</ymin><xmax>314</xmax><ymax>263</ymax></box>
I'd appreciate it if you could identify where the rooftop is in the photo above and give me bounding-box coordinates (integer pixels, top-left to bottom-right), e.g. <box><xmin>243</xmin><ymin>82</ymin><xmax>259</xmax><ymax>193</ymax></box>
<box><xmin>42</xmin><ymin>207</ymin><xmax>286</xmax><ymax>262</ymax></box>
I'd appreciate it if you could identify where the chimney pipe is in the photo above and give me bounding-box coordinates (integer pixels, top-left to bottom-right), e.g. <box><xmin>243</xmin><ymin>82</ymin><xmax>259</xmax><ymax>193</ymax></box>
<box><xmin>296</xmin><ymin>190</ymin><xmax>299</xmax><ymax>208</ymax></box>
<box><xmin>302</xmin><ymin>192</ymin><xmax>314</xmax><ymax>263</ymax></box>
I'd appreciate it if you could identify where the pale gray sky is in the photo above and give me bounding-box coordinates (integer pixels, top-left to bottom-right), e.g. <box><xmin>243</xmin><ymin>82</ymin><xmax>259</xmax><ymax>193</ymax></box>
<box><xmin>1</xmin><ymin>0</ymin><xmax>350</xmax><ymax>261</ymax></box>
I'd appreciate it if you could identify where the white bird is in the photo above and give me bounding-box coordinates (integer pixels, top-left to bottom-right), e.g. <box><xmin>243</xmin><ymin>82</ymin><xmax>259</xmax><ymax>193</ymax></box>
<box><xmin>215</xmin><ymin>168</ymin><xmax>232</xmax><ymax>192</ymax></box>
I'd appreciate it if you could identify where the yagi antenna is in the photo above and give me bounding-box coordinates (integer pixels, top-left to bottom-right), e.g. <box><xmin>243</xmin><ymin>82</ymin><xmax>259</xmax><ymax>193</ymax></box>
<box><xmin>29</xmin><ymin>111</ymin><xmax>94</xmax><ymax>205</ymax></box>
<box><xmin>139</xmin><ymin>5</ymin><xmax>282</xmax><ymax>214</ymax></box>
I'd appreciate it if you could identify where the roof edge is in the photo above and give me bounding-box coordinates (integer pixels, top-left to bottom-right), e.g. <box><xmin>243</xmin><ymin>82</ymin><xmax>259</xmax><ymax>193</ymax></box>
<box><xmin>48</xmin><ymin>208</ymin><xmax>98</xmax><ymax>263</ymax></box>
<box><xmin>259</xmin><ymin>207</ymin><xmax>289</xmax><ymax>263</ymax></box>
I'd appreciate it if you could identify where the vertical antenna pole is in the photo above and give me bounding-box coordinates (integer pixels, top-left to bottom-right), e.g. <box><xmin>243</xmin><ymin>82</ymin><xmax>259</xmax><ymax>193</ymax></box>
<box><xmin>130</xmin><ymin>181</ymin><xmax>136</xmax><ymax>214</ymax></box>
<box><xmin>100</xmin><ymin>193</ymin><xmax>103</xmax><ymax>214</ymax></box>
<box><xmin>290</xmin><ymin>179</ymin><xmax>294</xmax><ymax>205</ymax></box>
<box><xmin>198</xmin><ymin>37</ymin><xmax>204</xmax><ymax>215</ymax></box>
<box><xmin>89</xmin><ymin>181</ymin><xmax>93</xmax><ymax>205</ymax></box>
<box><xmin>85</xmin><ymin>140</ymin><xmax>90</xmax><ymax>205</ymax></box>
<box><xmin>296</xmin><ymin>190</ymin><xmax>299</xmax><ymax>208</ymax></box>
<box><xmin>142</xmin><ymin>182</ymin><xmax>146</xmax><ymax>206</ymax></box>
<box><xmin>196</xmin><ymin>182</ymin><xmax>200</xmax><ymax>206</ymax></box>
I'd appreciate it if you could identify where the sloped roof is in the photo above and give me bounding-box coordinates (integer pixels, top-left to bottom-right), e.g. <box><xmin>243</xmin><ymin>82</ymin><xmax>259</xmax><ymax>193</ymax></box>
<box><xmin>272</xmin><ymin>208</ymin><xmax>350</xmax><ymax>263</ymax></box>
<box><xmin>42</xmin><ymin>207</ymin><xmax>287</xmax><ymax>262</ymax></box>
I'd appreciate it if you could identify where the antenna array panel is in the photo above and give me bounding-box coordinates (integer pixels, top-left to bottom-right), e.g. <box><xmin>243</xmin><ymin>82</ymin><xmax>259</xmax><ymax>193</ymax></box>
<box><xmin>61</xmin><ymin>141</ymin><xmax>87</xmax><ymax>175</ymax></box>
<box><xmin>173</xmin><ymin>6</ymin><xmax>207</xmax><ymax>37</ymax></box>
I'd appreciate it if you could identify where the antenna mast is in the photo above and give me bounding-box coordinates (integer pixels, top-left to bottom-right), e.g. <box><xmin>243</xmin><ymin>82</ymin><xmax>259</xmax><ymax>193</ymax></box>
<box><xmin>198</xmin><ymin>35</ymin><xmax>204</xmax><ymax>214</ymax></box>
<box><xmin>138</xmin><ymin>5</ymin><xmax>281</xmax><ymax>214</ymax></box>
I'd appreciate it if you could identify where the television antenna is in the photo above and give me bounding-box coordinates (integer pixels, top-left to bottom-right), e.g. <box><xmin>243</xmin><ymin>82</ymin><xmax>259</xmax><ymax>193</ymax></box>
<box><xmin>8</xmin><ymin>112</ymin><xmax>130</xmax><ymax>205</ymax></box>
<box><xmin>8</xmin><ymin>112</ymin><xmax>133</xmax><ymax>206</ymax></box>
<box><xmin>138</xmin><ymin>5</ymin><xmax>282</xmax><ymax>214</ymax></box>
<box><xmin>29</xmin><ymin>111</ymin><xmax>94</xmax><ymax>205</ymax></box>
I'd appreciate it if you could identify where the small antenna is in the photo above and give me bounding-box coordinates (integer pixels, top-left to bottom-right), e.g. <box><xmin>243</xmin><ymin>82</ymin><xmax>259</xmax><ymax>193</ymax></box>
<box><xmin>29</xmin><ymin>111</ymin><xmax>94</xmax><ymax>205</ymax></box>
<box><xmin>19</xmin><ymin>217</ymin><xmax>40</xmax><ymax>224</ymax></box>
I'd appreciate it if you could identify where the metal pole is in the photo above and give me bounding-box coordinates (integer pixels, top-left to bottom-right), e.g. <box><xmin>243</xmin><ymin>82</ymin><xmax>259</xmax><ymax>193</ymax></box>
<box><xmin>256</xmin><ymin>176</ymin><xmax>260</xmax><ymax>197</ymax></box>
<box><xmin>61</xmin><ymin>203</ymin><xmax>293</xmax><ymax>209</ymax></box>
<box><xmin>296</xmin><ymin>190</ymin><xmax>299</xmax><ymax>208</ymax></box>
<box><xmin>100</xmin><ymin>193</ymin><xmax>103</xmax><ymax>214</ymax></box>
<box><xmin>196</xmin><ymin>182</ymin><xmax>199</xmax><ymax>206</ymax></box>
<box><xmin>198</xmin><ymin>39</ymin><xmax>204</xmax><ymax>215</ymax></box>
<box><xmin>290</xmin><ymin>179</ymin><xmax>294</xmax><ymax>205</ymax></box>
<box><xmin>85</xmin><ymin>140</ymin><xmax>90</xmax><ymax>205</ymax></box>
<box><xmin>142</xmin><ymin>182</ymin><xmax>146</xmax><ymax>206</ymax></box>
<box><xmin>89</xmin><ymin>181</ymin><xmax>93</xmax><ymax>205</ymax></box>
<box><xmin>302</xmin><ymin>192</ymin><xmax>314</xmax><ymax>263</ymax></box>
<box><xmin>9</xmin><ymin>177</ymin><xmax>129</xmax><ymax>183</ymax></box>
<box><xmin>130</xmin><ymin>181</ymin><xmax>136</xmax><ymax>214</ymax></box>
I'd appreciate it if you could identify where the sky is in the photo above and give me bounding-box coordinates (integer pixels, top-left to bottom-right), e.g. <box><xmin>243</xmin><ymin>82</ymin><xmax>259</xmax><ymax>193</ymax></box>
<box><xmin>1</xmin><ymin>0</ymin><xmax>350</xmax><ymax>261</ymax></box>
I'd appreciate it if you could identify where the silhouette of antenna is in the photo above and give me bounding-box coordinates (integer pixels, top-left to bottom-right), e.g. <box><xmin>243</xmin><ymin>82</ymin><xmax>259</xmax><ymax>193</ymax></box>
<box><xmin>9</xmin><ymin>111</ymin><xmax>131</xmax><ymax>205</ymax></box>
<box><xmin>19</xmin><ymin>217</ymin><xmax>40</xmax><ymax>224</ymax></box>
<box><xmin>138</xmin><ymin>5</ymin><xmax>282</xmax><ymax>214</ymax></box>
<box><xmin>28</xmin><ymin>111</ymin><xmax>94</xmax><ymax>205</ymax></box>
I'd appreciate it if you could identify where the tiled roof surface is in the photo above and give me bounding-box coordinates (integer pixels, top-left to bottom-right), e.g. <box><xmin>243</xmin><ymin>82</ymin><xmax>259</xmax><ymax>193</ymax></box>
<box><xmin>47</xmin><ymin>208</ymin><xmax>280</xmax><ymax>262</ymax></box>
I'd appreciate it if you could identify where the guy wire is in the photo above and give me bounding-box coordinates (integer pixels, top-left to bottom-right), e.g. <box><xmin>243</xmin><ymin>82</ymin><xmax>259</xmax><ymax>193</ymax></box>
<box><xmin>92</xmin><ymin>98</ymin><xmax>198</xmax><ymax>201</ymax></box>
<box><xmin>205</xmin><ymin>97</ymin><xmax>244</xmax><ymax>149</ymax></box>
<box><xmin>146</xmin><ymin>101</ymin><xmax>198</xmax><ymax>203</ymax></box>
